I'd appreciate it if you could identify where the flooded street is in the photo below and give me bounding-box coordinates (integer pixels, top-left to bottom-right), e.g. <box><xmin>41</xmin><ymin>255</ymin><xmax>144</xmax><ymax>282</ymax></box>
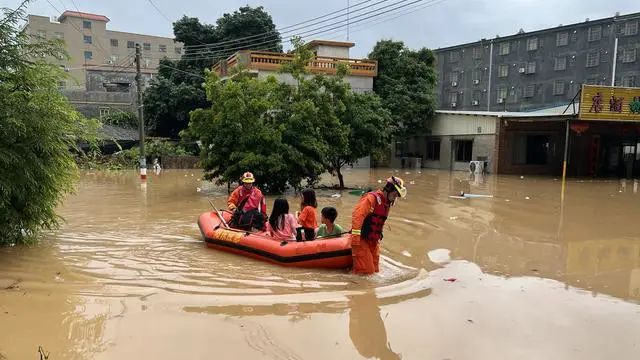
<box><xmin>1</xmin><ymin>169</ymin><xmax>640</xmax><ymax>359</ymax></box>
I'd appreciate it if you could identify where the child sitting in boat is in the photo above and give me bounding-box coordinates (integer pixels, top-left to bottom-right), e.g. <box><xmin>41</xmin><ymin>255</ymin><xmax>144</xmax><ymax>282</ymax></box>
<box><xmin>296</xmin><ymin>189</ymin><xmax>318</xmax><ymax>241</ymax></box>
<box><xmin>316</xmin><ymin>207</ymin><xmax>344</xmax><ymax>237</ymax></box>
<box><xmin>266</xmin><ymin>198</ymin><xmax>298</xmax><ymax>241</ymax></box>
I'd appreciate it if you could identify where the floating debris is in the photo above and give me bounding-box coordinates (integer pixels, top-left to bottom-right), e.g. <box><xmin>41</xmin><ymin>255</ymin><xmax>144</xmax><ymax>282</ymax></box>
<box><xmin>196</xmin><ymin>187</ymin><xmax>202</xmax><ymax>192</ymax></box>
<box><xmin>331</xmin><ymin>193</ymin><xmax>341</xmax><ymax>198</ymax></box>
<box><xmin>444</xmin><ymin>278</ymin><xmax>457</xmax><ymax>282</ymax></box>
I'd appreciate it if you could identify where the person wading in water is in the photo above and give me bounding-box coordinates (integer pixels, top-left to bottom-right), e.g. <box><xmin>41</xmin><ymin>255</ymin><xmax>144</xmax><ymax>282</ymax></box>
<box><xmin>227</xmin><ymin>172</ymin><xmax>267</xmax><ymax>230</ymax></box>
<box><xmin>350</xmin><ymin>176</ymin><xmax>407</xmax><ymax>275</ymax></box>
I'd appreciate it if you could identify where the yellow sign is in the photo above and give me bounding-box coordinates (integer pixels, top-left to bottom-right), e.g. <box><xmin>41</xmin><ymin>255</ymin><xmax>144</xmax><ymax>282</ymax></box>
<box><xmin>579</xmin><ymin>85</ymin><xmax>640</xmax><ymax>121</ymax></box>
<box><xmin>212</xmin><ymin>228</ymin><xmax>243</xmax><ymax>243</ymax></box>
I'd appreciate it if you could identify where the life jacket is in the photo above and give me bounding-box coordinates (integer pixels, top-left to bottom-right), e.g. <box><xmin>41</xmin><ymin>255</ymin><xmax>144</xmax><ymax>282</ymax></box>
<box><xmin>230</xmin><ymin>188</ymin><xmax>265</xmax><ymax>230</ymax></box>
<box><xmin>237</xmin><ymin>187</ymin><xmax>263</xmax><ymax>212</ymax></box>
<box><xmin>360</xmin><ymin>191</ymin><xmax>390</xmax><ymax>242</ymax></box>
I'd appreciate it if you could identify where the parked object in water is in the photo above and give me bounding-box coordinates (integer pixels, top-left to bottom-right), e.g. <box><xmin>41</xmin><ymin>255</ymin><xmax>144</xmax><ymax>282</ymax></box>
<box><xmin>449</xmin><ymin>192</ymin><xmax>494</xmax><ymax>200</ymax></box>
<box><xmin>198</xmin><ymin>211</ymin><xmax>352</xmax><ymax>269</ymax></box>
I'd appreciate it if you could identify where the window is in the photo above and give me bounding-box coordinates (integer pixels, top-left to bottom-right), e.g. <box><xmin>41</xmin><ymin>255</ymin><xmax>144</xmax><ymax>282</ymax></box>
<box><xmin>99</xmin><ymin>107</ymin><xmax>110</xmax><ymax>120</ymax></box>
<box><xmin>499</xmin><ymin>42</ymin><xmax>510</xmax><ymax>55</ymax></box>
<box><xmin>54</xmin><ymin>32</ymin><xmax>64</xmax><ymax>39</ymax></box>
<box><xmin>472</xmin><ymin>90</ymin><xmax>482</xmax><ymax>103</ymax></box>
<box><xmin>497</xmin><ymin>87</ymin><xmax>507</xmax><ymax>102</ymax></box>
<box><xmin>449</xmin><ymin>92</ymin><xmax>458</xmax><ymax>104</ymax></box>
<box><xmin>586</xmin><ymin>52</ymin><xmax>599</xmax><ymax>67</ymax></box>
<box><xmin>622</xmin><ymin>48</ymin><xmax>637</xmax><ymax>63</ymax></box>
<box><xmin>498</xmin><ymin>64</ymin><xmax>509</xmax><ymax>77</ymax></box>
<box><xmin>526</xmin><ymin>61</ymin><xmax>536</xmax><ymax>74</ymax></box>
<box><xmin>84</xmin><ymin>51</ymin><xmax>93</xmax><ymax>60</ymax></box>
<box><xmin>395</xmin><ymin>141</ymin><xmax>406</xmax><ymax>157</ymax></box>
<box><xmin>622</xmin><ymin>75</ymin><xmax>636</xmax><ymax>87</ymax></box>
<box><xmin>143</xmin><ymin>58</ymin><xmax>151</xmax><ymax>68</ymax></box>
<box><xmin>83</xmin><ymin>35</ymin><xmax>92</xmax><ymax>44</ymax></box>
<box><xmin>449</xmin><ymin>71</ymin><xmax>459</xmax><ymax>84</ymax></box>
<box><xmin>455</xmin><ymin>140</ymin><xmax>473</xmax><ymax>162</ymax></box>
<box><xmin>514</xmin><ymin>135</ymin><xmax>550</xmax><ymax>165</ymax></box>
<box><xmin>109</xmin><ymin>55</ymin><xmax>119</xmax><ymax>63</ymax></box>
<box><xmin>159</xmin><ymin>44</ymin><xmax>167</xmax><ymax>53</ymax></box>
<box><xmin>472</xmin><ymin>69</ymin><xmax>481</xmax><ymax>82</ymax></box>
<box><xmin>36</xmin><ymin>30</ymin><xmax>46</xmax><ymax>38</ymax></box>
<box><xmin>624</xmin><ymin>21</ymin><xmax>638</xmax><ymax>36</ymax></box>
<box><xmin>174</xmin><ymin>47</ymin><xmax>182</xmax><ymax>55</ymax></box>
<box><xmin>526</xmin><ymin>37</ymin><xmax>538</xmax><ymax>51</ymax></box>
<box><xmin>588</xmin><ymin>26</ymin><xmax>601</xmax><ymax>41</ymax></box>
<box><xmin>472</xmin><ymin>47</ymin><xmax>482</xmax><ymax>59</ymax></box>
<box><xmin>143</xmin><ymin>43</ymin><xmax>151</xmax><ymax>51</ymax></box>
<box><xmin>426</xmin><ymin>140</ymin><xmax>441</xmax><ymax>161</ymax></box>
<box><xmin>554</xmin><ymin>57</ymin><xmax>567</xmax><ymax>71</ymax></box>
<box><xmin>524</xmin><ymin>84</ymin><xmax>536</xmax><ymax>98</ymax></box>
<box><xmin>110</xmin><ymin>39</ymin><xmax>118</xmax><ymax>47</ymax></box>
<box><xmin>556</xmin><ymin>32</ymin><xmax>569</xmax><ymax>46</ymax></box>
<box><xmin>553</xmin><ymin>81</ymin><xmax>565</xmax><ymax>95</ymax></box>
<box><xmin>127</xmin><ymin>41</ymin><xmax>135</xmax><ymax>49</ymax></box>
<box><xmin>83</xmin><ymin>20</ymin><xmax>91</xmax><ymax>29</ymax></box>
<box><xmin>449</xmin><ymin>51</ymin><xmax>460</xmax><ymax>62</ymax></box>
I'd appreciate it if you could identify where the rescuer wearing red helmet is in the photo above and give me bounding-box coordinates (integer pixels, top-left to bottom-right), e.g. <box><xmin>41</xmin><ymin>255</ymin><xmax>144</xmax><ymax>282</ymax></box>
<box><xmin>227</xmin><ymin>172</ymin><xmax>267</xmax><ymax>230</ymax></box>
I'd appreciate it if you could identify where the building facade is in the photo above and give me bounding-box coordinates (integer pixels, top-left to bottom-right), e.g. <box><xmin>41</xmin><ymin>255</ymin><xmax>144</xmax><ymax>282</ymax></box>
<box><xmin>24</xmin><ymin>11</ymin><xmax>183</xmax><ymax>118</ymax></box>
<box><xmin>435</xmin><ymin>11</ymin><xmax>640</xmax><ymax>112</ymax></box>
<box><xmin>213</xmin><ymin>40</ymin><xmax>377</xmax><ymax>93</ymax></box>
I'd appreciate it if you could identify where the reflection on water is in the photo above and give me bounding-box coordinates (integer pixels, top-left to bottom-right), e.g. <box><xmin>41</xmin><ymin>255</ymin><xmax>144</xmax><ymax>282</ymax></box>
<box><xmin>1</xmin><ymin>169</ymin><xmax>640</xmax><ymax>359</ymax></box>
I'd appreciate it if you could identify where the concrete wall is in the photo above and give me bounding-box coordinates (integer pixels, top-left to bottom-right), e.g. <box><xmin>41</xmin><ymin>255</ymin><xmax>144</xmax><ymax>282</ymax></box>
<box><xmin>256</xmin><ymin>71</ymin><xmax>373</xmax><ymax>93</ymax></box>
<box><xmin>435</xmin><ymin>13</ymin><xmax>640</xmax><ymax>111</ymax></box>
<box><xmin>313</xmin><ymin>44</ymin><xmax>350</xmax><ymax>58</ymax></box>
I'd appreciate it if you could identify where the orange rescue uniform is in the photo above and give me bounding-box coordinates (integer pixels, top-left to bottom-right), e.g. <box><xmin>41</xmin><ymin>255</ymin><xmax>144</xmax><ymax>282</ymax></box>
<box><xmin>227</xmin><ymin>186</ymin><xmax>267</xmax><ymax>216</ymax></box>
<box><xmin>350</xmin><ymin>190</ymin><xmax>389</xmax><ymax>275</ymax></box>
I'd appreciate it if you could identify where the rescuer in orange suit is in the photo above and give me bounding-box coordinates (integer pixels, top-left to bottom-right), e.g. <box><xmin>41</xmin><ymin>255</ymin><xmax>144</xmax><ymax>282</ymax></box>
<box><xmin>350</xmin><ymin>176</ymin><xmax>407</xmax><ymax>275</ymax></box>
<box><xmin>227</xmin><ymin>172</ymin><xmax>267</xmax><ymax>230</ymax></box>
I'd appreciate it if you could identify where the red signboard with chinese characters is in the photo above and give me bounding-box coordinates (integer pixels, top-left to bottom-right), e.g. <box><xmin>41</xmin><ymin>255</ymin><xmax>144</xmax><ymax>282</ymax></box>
<box><xmin>579</xmin><ymin>85</ymin><xmax>640</xmax><ymax>121</ymax></box>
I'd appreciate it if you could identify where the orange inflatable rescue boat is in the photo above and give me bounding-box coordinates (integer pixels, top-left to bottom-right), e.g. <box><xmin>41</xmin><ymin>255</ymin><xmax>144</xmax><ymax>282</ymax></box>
<box><xmin>197</xmin><ymin>211</ymin><xmax>352</xmax><ymax>269</ymax></box>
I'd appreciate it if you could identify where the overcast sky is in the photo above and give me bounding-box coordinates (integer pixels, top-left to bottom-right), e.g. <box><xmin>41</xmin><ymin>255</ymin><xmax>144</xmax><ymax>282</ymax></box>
<box><xmin>4</xmin><ymin>0</ymin><xmax>639</xmax><ymax>57</ymax></box>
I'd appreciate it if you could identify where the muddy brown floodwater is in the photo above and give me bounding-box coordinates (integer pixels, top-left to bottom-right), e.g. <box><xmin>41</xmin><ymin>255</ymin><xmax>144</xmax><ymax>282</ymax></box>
<box><xmin>1</xmin><ymin>169</ymin><xmax>640</xmax><ymax>359</ymax></box>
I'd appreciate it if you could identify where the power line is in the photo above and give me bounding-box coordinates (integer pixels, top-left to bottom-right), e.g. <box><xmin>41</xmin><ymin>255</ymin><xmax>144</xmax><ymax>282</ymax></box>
<box><xmin>315</xmin><ymin>0</ymin><xmax>448</xmax><ymax>42</ymax></box>
<box><xmin>176</xmin><ymin>0</ymin><xmax>425</xmax><ymax>61</ymax></box>
<box><xmin>182</xmin><ymin>0</ymin><xmax>382</xmax><ymax>51</ymax></box>
<box><xmin>157</xmin><ymin>63</ymin><xmax>205</xmax><ymax>80</ymax></box>
<box><xmin>146</xmin><ymin>0</ymin><xmax>172</xmax><ymax>23</ymax></box>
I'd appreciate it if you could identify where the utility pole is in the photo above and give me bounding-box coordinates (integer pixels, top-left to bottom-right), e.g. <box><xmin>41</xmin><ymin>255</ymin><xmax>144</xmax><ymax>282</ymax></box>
<box><xmin>346</xmin><ymin>0</ymin><xmax>350</xmax><ymax>41</ymax></box>
<box><xmin>135</xmin><ymin>43</ymin><xmax>146</xmax><ymax>181</ymax></box>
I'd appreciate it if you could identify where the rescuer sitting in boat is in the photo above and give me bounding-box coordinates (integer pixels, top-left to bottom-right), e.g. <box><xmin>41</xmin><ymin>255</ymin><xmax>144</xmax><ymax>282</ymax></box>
<box><xmin>350</xmin><ymin>176</ymin><xmax>407</xmax><ymax>275</ymax></box>
<box><xmin>227</xmin><ymin>172</ymin><xmax>267</xmax><ymax>231</ymax></box>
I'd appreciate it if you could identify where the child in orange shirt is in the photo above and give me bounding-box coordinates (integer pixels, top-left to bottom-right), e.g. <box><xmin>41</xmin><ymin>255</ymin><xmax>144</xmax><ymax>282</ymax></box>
<box><xmin>296</xmin><ymin>188</ymin><xmax>318</xmax><ymax>241</ymax></box>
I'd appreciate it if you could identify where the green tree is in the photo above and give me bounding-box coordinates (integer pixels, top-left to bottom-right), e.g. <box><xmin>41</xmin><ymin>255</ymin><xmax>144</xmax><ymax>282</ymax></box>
<box><xmin>368</xmin><ymin>40</ymin><xmax>437</xmax><ymax>138</ymax></box>
<box><xmin>329</xmin><ymin>92</ymin><xmax>391</xmax><ymax>188</ymax></box>
<box><xmin>185</xmin><ymin>74</ymin><xmax>294</xmax><ymax>193</ymax></box>
<box><xmin>0</xmin><ymin>3</ymin><xmax>97</xmax><ymax>245</ymax></box>
<box><xmin>186</xmin><ymin>38</ymin><xmax>392</xmax><ymax>191</ymax></box>
<box><xmin>144</xmin><ymin>7</ymin><xmax>281</xmax><ymax>139</ymax></box>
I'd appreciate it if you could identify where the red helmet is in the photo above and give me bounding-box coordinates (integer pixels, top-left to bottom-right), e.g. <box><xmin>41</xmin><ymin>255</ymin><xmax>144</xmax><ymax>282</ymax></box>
<box><xmin>385</xmin><ymin>176</ymin><xmax>407</xmax><ymax>198</ymax></box>
<box><xmin>241</xmin><ymin>172</ymin><xmax>255</xmax><ymax>183</ymax></box>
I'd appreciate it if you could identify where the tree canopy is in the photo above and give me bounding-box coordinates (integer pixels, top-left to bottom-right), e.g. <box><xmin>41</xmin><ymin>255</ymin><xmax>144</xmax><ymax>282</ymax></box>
<box><xmin>0</xmin><ymin>3</ymin><xmax>97</xmax><ymax>245</ymax></box>
<box><xmin>184</xmin><ymin>39</ymin><xmax>391</xmax><ymax>192</ymax></box>
<box><xmin>368</xmin><ymin>40</ymin><xmax>437</xmax><ymax>138</ymax></box>
<box><xmin>144</xmin><ymin>6</ymin><xmax>281</xmax><ymax>139</ymax></box>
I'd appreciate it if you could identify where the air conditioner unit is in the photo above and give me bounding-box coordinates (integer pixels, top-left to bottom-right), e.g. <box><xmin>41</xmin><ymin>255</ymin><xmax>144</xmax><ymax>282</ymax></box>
<box><xmin>469</xmin><ymin>161</ymin><xmax>486</xmax><ymax>174</ymax></box>
<box><xmin>497</xmin><ymin>98</ymin><xmax>505</xmax><ymax>104</ymax></box>
<box><xmin>451</xmin><ymin>81</ymin><xmax>458</xmax><ymax>87</ymax></box>
<box><xmin>518</xmin><ymin>67</ymin><xmax>526</xmax><ymax>73</ymax></box>
<box><xmin>450</xmin><ymin>102</ymin><xmax>457</xmax><ymax>107</ymax></box>
<box><xmin>473</xmin><ymin>79</ymin><xmax>480</xmax><ymax>85</ymax></box>
<box><xmin>472</xmin><ymin>100</ymin><xmax>480</xmax><ymax>106</ymax></box>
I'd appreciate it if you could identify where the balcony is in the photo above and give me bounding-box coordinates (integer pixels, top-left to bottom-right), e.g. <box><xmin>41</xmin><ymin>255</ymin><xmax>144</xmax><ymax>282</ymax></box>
<box><xmin>212</xmin><ymin>50</ymin><xmax>377</xmax><ymax>78</ymax></box>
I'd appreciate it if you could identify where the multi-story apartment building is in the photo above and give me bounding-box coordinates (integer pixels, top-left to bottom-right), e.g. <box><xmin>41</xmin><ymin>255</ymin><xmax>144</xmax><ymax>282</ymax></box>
<box><xmin>435</xmin><ymin>11</ymin><xmax>640</xmax><ymax>112</ymax></box>
<box><xmin>24</xmin><ymin>11</ymin><xmax>183</xmax><ymax>118</ymax></box>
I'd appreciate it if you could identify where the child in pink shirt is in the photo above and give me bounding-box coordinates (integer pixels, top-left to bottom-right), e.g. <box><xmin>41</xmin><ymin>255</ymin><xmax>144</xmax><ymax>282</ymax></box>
<box><xmin>266</xmin><ymin>198</ymin><xmax>299</xmax><ymax>241</ymax></box>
